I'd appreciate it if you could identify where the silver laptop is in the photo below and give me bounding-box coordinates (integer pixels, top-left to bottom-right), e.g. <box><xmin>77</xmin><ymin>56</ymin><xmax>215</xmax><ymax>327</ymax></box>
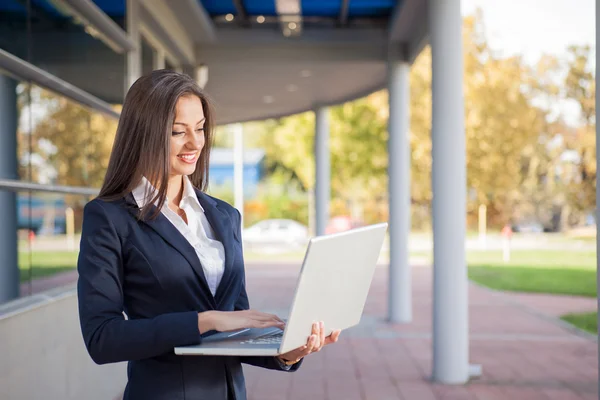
<box><xmin>174</xmin><ymin>223</ymin><xmax>388</xmax><ymax>356</ymax></box>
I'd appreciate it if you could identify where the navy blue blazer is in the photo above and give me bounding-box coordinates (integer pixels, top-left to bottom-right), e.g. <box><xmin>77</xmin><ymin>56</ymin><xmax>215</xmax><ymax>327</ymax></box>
<box><xmin>77</xmin><ymin>188</ymin><xmax>300</xmax><ymax>400</ymax></box>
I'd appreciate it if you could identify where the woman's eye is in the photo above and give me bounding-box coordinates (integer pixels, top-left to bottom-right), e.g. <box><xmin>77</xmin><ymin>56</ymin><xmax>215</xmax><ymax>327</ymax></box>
<box><xmin>172</xmin><ymin>131</ymin><xmax>185</xmax><ymax>136</ymax></box>
<box><xmin>196</xmin><ymin>128</ymin><xmax>204</xmax><ymax>132</ymax></box>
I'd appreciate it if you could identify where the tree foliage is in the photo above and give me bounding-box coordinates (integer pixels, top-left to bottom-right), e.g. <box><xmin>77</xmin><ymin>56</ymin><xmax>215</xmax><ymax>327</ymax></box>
<box><xmin>18</xmin><ymin>11</ymin><xmax>595</xmax><ymax>231</ymax></box>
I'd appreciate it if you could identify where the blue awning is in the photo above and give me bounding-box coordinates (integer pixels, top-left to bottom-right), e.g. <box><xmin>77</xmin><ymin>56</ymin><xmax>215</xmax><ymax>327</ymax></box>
<box><xmin>199</xmin><ymin>0</ymin><xmax>395</xmax><ymax>18</ymax></box>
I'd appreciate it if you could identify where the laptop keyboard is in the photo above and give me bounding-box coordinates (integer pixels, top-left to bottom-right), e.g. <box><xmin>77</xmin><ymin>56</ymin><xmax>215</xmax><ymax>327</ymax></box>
<box><xmin>240</xmin><ymin>331</ymin><xmax>283</xmax><ymax>345</ymax></box>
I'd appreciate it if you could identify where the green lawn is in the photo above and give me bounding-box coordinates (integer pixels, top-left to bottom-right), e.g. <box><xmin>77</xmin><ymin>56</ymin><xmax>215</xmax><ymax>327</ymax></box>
<box><xmin>466</xmin><ymin>250</ymin><xmax>596</xmax><ymax>297</ymax></box>
<box><xmin>561</xmin><ymin>312</ymin><xmax>598</xmax><ymax>334</ymax></box>
<box><xmin>18</xmin><ymin>251</ymin><xmax>78</xmax><ymax>282</ymax></box>
<box><xmin>464</xmin><ymin>250</ymin><xmax>597</xmax><ymax>333</ymax></box>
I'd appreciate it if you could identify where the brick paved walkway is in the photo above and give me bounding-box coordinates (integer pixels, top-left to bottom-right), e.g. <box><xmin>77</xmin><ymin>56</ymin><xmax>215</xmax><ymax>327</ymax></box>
<box><xmin>19</xmin><ymin>270</ymin><xmax>79</xmax><ymax>297</ymax></box>
<box><xmin>243</xmin><ymin>262</ymin><xmax>598</xmax><ymax>400</ymax></box>
<box><xmin>20</xmin><ymin>261</ymin><xmax>598</xmax><ymax>399</ymax></box>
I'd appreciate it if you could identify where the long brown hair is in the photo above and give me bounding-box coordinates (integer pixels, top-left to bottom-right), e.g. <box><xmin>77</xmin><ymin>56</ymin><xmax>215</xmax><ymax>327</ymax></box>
<box><xmin>98</xmin><ymin>69</ymin><xmax>215</xmax><ymax>220</ymax></box>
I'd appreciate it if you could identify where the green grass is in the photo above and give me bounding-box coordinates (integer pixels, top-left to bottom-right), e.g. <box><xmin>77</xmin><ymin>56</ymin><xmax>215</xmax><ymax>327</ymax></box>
<box><xmin>468</xmin><ymin>266</ymin><xmax>597</xmax><ymax>297</ymax></box>
<box><xmin>561</xmin><ymin>311</ymin><xmax>598</xmax><ymax>334</ymax></box>
<box><xmin>18</xmin><ymin>251</ymin><xmax>78</xmax><ymax>282</ymax></box>
<box><xmin>467</xmin><ymin>250</ymin><xmax>596</xmax><ymax>269</ymax></box>
<box><xmin>466</xmin><ymin>250</ymin><xmax>596</xmax><ymax>297</ymax></box>
<box><xmin>464</xmin><ymin>250</ymin><xmax>597</xmax><ymax>334</ymax></box>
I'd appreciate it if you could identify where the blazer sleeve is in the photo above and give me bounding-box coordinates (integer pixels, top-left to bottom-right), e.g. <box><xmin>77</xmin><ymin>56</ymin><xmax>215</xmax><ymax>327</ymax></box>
<box><xmin>231</xmin><ymin>208</ymin><xmax>302</xmax><ymax>372</ymax></box>
<box><xmin>77</xmin><ymin>200</ymin><xmax>202</xmax><ymax>365</ymax></box>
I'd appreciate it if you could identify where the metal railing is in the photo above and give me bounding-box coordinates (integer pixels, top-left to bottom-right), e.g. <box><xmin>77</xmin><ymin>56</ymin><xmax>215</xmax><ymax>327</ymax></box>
<box><xmin>0</xmin><ymin>49</ymin><xmax>119</xmax><ymax>120</ymax></box>
<box><xmin>0</xmin><ymin>179</ymin><xmax>99</xmax><ymax>196</ymax></box>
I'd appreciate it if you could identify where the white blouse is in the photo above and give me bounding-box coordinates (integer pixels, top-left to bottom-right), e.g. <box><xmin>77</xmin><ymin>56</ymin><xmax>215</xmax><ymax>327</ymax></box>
<box><xmin>132</xmin><ymin>176</ymin><xmax>226</xmax><ymax>296</ymax></box>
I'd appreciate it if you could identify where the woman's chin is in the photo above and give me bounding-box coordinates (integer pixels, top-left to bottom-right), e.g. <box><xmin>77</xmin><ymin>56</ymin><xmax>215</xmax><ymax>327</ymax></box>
<box><xmin>172</xmin><ymin>164</ymin><xmax>197</xmax><ymax>176</ymax></box>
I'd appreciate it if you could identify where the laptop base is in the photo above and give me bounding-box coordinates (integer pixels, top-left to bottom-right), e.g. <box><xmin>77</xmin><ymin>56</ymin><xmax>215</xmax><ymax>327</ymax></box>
<box><xmin>174</xmin><ymin>327</ymin><xmax>283</xmax><ymax>356</ymax></box>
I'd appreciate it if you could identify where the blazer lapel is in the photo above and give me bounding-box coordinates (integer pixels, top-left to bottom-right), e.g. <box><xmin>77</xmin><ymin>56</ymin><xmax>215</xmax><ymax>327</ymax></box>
<box><xmin>123</xmin><ymin>194</ymin><xmax>217</xmax><ymax>309</ymax></box>
<box><xmin>195</xmin><ymin>190</ymin><xmax>237</xmax><ymax>308</ymax></box>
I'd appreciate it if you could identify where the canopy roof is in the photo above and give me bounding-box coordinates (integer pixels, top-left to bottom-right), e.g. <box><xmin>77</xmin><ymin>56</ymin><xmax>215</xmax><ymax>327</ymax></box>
<box><xmin>0</xmin><ymin>0</ymin><xmax>427</xmax><ymax>123</ymax></box>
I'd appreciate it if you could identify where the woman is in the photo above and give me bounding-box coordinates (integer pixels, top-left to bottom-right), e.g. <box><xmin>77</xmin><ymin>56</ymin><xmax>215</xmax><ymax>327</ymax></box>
<box><xmin>77</xmin><ymin>69</ymin><xmax>341</xmax><ymax>400</ymax></box>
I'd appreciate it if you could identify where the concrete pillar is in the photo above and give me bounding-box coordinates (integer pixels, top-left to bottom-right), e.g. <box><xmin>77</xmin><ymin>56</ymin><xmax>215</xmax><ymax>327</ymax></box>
<box><xmin>0</xmin><ymin>73</ymin><xmax>19</xmax><ymax>302</ymax></box>
<box><xmin>314</xmin><ymin>106</ymin><xmax>330</xmax><ymax>236</ymax></box>
<box><xmin>430</xmin><ymin>0</ymin><xmax>469</xmax><ymax>384</ymax></box>
<box><xmin>387</xmin><ymin>56</ymin><xmax>412</xmax><ymax>323</ymax></box>
<box><xmin>126</xmin><ymin>0</ymin><xmax>142</xmax><ymax>90</ymax></box>
<box><xmin>153</xmin><ymin>47</ymin><xmax>166</xmax><ymax>70</ymax></box>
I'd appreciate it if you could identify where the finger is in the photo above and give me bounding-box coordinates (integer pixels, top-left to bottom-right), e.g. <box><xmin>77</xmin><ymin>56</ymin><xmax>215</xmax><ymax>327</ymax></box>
<box><xmin>296</xmin><ymin>340</ymin><xmax>313</xmax><ymax>358</ymax></box>
<box><xmin>319</xmin><ymin>321</ymin><xmax>325</xmax><ymax>349</ymax></box>
<box><xmin>269</xmin><ymin>314</ymin><xmax>285</xmax><ymax>324</ymax></box>
<box><xmin>297</xmin><ymin>346</ymin><xmax>312</xmax><ymax>359</ymax></box>
<box><xmin>314</xmin><ymin>324</ymin><xmax>322</xmax><ymax>351</ymax></box>
<box><xmin>249</xmin><ymin>313</ymin><xmax>285</xmax><ymax>327</ymax></box>
<box><xmin>282</xmin><ymin>344</ymin><xmax>308</xmax><ymax>362</ymax></box>
<box><xmin>309</xmin><ymin>334</ymin><xmax>319</xmax><ymax>352</ymax></box>
<box><xmin>266</xmin><ymin>315</ymin><xmax>285</xmax><ymax>326</ymax></box>
<box><xmin>312</xmin><ymin>324</ymin><xmax>321</xmax><ymax>352</ymax></box>
<box><xmin>325</xmin><ymin>329</ymin><xmax>341</xmax><ymax>345</ymax></box>
<box><xmin>253</xmin><ymin>312</ymin><xmax>284</xmax><ymax>323</ymax></box>
<box><xmin>303</xmin><ymin>334</ymin><xmax>314</xmax><ymax>352</ymax></box>
<box><xmin>246</xmin><ymin>310</ymin><xmax>281</xmax><ymax>321</ymax></box>
<box><xmin>283</xmin><ymin>349</ymin><xmax>305</xmax><ymax>362</ymax></box>
<box><xmin>254</xmin><ymin>320</ymin><xmax>285</xmax><ymax>329</ymax></box>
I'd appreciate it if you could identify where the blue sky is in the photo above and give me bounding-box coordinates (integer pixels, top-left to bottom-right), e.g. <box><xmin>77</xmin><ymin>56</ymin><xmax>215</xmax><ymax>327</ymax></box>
<box><xmin>461</xmin><ymin>0</ymin><xmax>595</xmax><ymax>66</ymax></box>
<box><xmin>461</xmin><ymin>0</ymin><xmax>596</xmax><ymax>125</ymax></box>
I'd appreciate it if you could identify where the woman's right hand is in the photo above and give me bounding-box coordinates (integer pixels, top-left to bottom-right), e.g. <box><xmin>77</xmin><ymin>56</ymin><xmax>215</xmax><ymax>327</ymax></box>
<box><xmin>198</xmin><ymin>310</ymin><xmax>285</xmax><ymax>334</ymax></box>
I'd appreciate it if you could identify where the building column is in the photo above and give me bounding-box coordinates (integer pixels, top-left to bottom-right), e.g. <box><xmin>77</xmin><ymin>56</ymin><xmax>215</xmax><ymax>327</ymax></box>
<box><xmin>0</xmin><ymin>73</ymin><xmax>19</xmax><ymax>303</ymax></box>
<box><xmin>315</xmin><ymin>106</ymin><xmax>330</xmax><ymax>236</ymax></box>
<box><xmin>153</xmin><ymin>47</ymin><xmax>166</xmax><ymax>70</ymax></box>
<box><xmin>126</xmin><ymin>0</ymin><xmax>142</xmax><ymax>90</ymax></box>
<box><xmin>387</xmin><ymin>53</ymin><xmax>412</xmax><ymax>323</ymax></box>
<box><xmin>430</xmin><ymin>0</ymin><xmax>469</xmax><ymax>384</ymax></box>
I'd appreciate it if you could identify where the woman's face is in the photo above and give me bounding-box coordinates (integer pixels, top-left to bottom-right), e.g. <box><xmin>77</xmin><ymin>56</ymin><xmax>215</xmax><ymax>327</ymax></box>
<box><xmin>170</xmin><ymin>95</ymin><xmax>206</xmax><ymax>177</ymax></box>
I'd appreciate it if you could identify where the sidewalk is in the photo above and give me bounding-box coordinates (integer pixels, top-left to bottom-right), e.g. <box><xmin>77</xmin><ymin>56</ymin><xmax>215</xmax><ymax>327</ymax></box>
<box><xmin>19</xmin><ymin>270</ymin><xmax>79</xmax><ymax>297</ymax></box>
<box><xmin>243</xmin><ymin>262</ymin><xmax>598</xmax><ymax>400</ymax></box>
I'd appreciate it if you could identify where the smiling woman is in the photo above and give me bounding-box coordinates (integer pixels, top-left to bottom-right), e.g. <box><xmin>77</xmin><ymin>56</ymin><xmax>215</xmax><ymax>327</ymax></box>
<box><xmin>97</xmin><ymin>71</ymin><xmax>215</xmax><ymax>221</ymax></box>
<box><xmin>76</xmin><ymin>70</ymin><xmax>339</xmax><ymax>400</ymax></box>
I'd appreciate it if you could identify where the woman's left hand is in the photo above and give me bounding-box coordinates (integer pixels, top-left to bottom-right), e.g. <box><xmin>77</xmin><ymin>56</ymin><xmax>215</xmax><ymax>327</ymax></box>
<box><xmin>277</xmin><ymin>321</ymin><xmax>341</xmax><ymax>365</ymax></box>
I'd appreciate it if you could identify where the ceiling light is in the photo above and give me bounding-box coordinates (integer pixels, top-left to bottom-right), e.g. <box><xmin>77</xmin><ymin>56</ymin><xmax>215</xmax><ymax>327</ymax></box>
<box><xmin>263</xmin><ymin>95</ymin><xmax>274</xmax><ymax>104</ymax></box>
<box><xmin>286</xmin><ymin>84</ymin><xmax>298</xmax><ymax>92</ymax></box>
<box><xmin>288</xmin><ymin>22</ymin><xmax>297</xmax><ymax>30</ymax></box>
<box><xmin>257</xmin><ymin>15</ymin><xmax>265</xmax><ymax>23</ymax></box>
<box><xmin>300</xmin><ymin>69</ymin><xmax>312</xmax><ymax>78</ymax></box>
<box><xmin>225</xmin><ymin>13</ymin><xmax>234</xmax><ymax>22</ymax></box>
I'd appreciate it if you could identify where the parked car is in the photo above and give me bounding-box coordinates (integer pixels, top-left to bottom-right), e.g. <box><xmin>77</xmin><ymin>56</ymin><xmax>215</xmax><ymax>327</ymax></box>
<box><xmin>511</xmin><ymin>221</ymin><xmax>544</xmax><ymax>233</ymax></box>
<box><xmin>242</xmin><ymin>219</ymin><xmax>309</xmax><ymax>252</ymax></box>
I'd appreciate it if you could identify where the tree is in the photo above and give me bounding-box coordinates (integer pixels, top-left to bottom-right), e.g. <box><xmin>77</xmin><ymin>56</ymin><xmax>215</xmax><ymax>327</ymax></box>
<box><xmin>563</xmin><ymin>45</ymin><xmax>596</xmax><ymax>215</ymax></box>
<box><xmin>462</xmin><ymin>13</ymin><xmax>546</xmax><ymax>225</ymax></box>
<box><xmin>28</xmin><ymin>89</ymin><xmax>119</xmax><ymax>188</ymax></box>
<box><xmin>242</xmin><ymin>11</ymin><xmax>555</xmax><ymax>229</ymax></box>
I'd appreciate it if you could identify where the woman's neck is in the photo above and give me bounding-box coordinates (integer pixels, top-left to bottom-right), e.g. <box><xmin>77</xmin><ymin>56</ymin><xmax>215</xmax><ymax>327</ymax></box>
<box><xmin>167</xmin><ymin>174</ymin><xmax>184</xmax><ymax>206</ymax></box>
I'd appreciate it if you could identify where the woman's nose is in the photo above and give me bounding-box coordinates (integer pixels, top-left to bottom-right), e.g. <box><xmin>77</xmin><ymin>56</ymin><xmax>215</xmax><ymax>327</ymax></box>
<box><xmin>190</xmin><ymin>131</ymin><xmax>204</xmax><ymax>148</ymax></box>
